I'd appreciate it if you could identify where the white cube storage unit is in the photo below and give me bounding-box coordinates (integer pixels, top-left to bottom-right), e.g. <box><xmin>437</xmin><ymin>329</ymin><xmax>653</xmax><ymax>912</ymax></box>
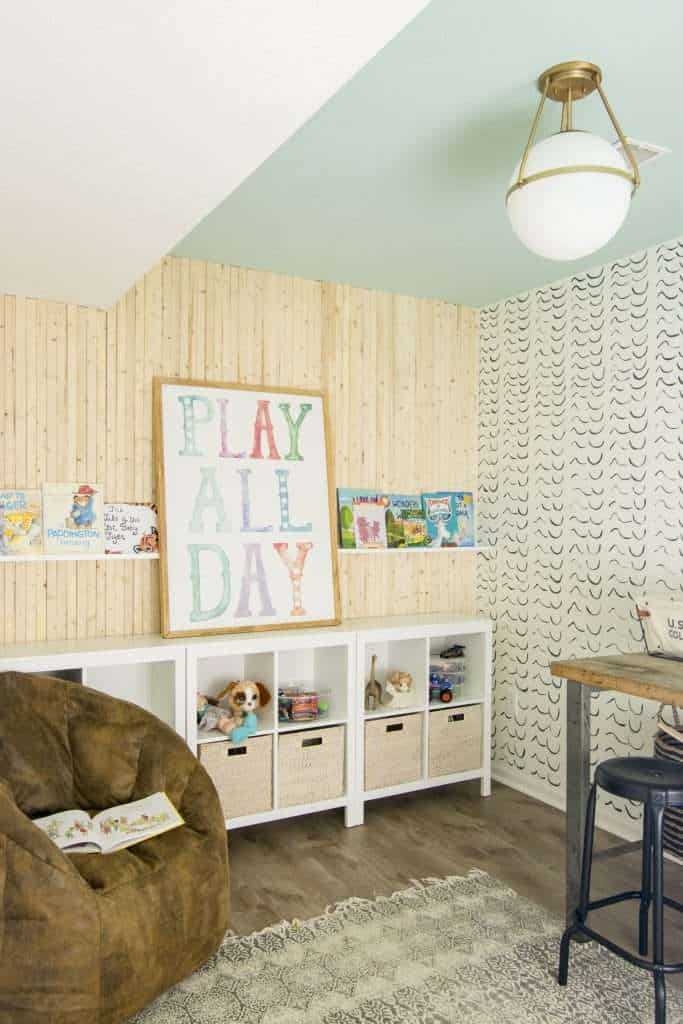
<box><xmin>186</xmin><ymin>627</ymin><xmax>359</xmax><ymax>829</ymax></box>
<box><xmin>356</xmin><ymin>614</ymin><xmax>492</xmax><ymax>817</ymax></box>
<box><xmin>0</xmin><ymin>613</ymin><xmax>491</xmax><ymax>832</ymax></box>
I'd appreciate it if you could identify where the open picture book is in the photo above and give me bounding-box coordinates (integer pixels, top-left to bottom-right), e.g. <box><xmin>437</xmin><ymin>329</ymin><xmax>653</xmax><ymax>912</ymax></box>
<box><xmin>34</xmin><ymin>792</ymin><xmax>183</xmax><ymax>854</ymax></box>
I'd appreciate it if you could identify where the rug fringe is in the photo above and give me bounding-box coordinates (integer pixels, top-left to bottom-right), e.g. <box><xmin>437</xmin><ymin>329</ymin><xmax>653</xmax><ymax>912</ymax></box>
<box><xmin>229</xmin><ymin>868</ymin><xmax>499</xmax><ymax>942</ymax></box>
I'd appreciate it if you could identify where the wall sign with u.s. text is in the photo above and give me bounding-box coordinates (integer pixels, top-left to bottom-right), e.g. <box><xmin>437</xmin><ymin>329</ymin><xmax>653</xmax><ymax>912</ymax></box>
<box><xmin>154</xmin><ymin>379</ymin><xmax>340</xmax><ymax>637</ymax></box>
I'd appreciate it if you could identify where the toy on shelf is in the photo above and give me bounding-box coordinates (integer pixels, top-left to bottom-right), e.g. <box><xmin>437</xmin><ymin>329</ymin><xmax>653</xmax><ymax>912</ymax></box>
<box><xmin>440</xmin><ymin>643</ymin><xmax>466</xmax><ymax>660</ymax></box>
<box><xmin>364</xmin><ymin>654</ymin><xmax>383</xmax><ymax>711</ymax></box>
<box><xmin>429</xmin><ymin>643</ymin><xmax>466</xmax><ymax>704</ymax></box>
<box><xmin>198</xmin><ymin>680</ymin><xmax>271</xmax><ymax>742</ymax></box>
<box><xmin>430</xmin><ymin>674</ymin><xmax>458</xmax><ymax>703</ymax></box>
<box><xmin>382</xmin><ymin>670</ymin><xmax>415</xmax><ymax>709</ymax></box>
<box><xmin>278</xmin><ymin>687</ymin><xmax>330</xmax><ymax>723</ymax></box>
<box><xmin>197</xmin><ymin>693</ymin><xmax>234</xmax><ymax>735</ymax></box>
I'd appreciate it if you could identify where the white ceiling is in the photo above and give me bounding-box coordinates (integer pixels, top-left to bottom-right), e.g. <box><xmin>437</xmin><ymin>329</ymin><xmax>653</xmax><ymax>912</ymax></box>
<box><xmin>0</xmin><ymin>0</ymin><xmax>429</xmax><ymax>308</ymax></box>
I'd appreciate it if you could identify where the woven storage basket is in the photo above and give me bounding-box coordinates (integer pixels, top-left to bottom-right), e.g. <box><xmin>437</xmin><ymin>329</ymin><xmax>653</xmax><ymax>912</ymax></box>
<box><xmin>365</xmin><ymin>713</ymin><xmax>422</xmax><ymax>791</ymax></box>
<box><xmin>654</xmin><ymin>716</ymin><xmax>683</xmax><ymax>858</ymax></box>
<box><xmin>278</xmin><ymin>725</ymin><xmax>345</xmax><ymax>808</ymax></box>
<box><xmin>429</xmin><ymin>704</ymin><xmax>482</xmax><ymax>778</ymax></box>
<box><xmin>199</xmin><ymin>735</ymin><xmax>272</xmax><ymax>820</ymax></box>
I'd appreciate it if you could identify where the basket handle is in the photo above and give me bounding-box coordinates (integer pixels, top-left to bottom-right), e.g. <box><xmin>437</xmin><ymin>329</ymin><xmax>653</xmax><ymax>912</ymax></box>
<box><xmin>302</xmin><ymin>736</ymin><xmax>323</xmax><ymax>748</ymax></box>
<box><xmin>386</xmin><ymin>722</ymin><xmax>404</xmax><ymax>733</ymax></box>
<box><xmin>228</xmin><ymin>746</ymin><xmax>248</xmax><ymax>757</ymax></box>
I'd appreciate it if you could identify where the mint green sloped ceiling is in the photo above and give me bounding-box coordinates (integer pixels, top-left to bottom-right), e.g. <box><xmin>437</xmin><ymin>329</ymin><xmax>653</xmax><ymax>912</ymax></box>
<box><xmin>173</xmin><ymin>0</ymin><xmax>683</xmax><ymax>308</ymax></box>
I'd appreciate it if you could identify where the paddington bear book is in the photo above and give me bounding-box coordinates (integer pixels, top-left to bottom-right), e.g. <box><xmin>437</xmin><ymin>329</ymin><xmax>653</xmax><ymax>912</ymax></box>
<box><xmin>337</xmin><ymin>489</ymin><xmax>389</xmax><ymax>549</ymax></box>
<box><xmin>386</xmin><ymin>494</ymin><xmax>430</xmax><ymax>548</ymax></box>
<box><xmin>104</xmin><ymin>502</ymin><xmax>159</xmax><ymax>555</ymax></box>
<box><xmin>421</xmin><ymin>491</ymin><xmax>475</xmax><ymax>547</ymax></box>
<box><xmin>34</xmin><ymin>792</ymin><xmax>183</xmax><ymax>854</ymax></box>
<box><xmin>43</xmin><ymin>483</ymin><xmax>104</xmax><ymax>555</ymax></box>
<box><xmin>0</xmin><ymin>489</ymin><xmax>43</xmax><ymax>555</ymax></box>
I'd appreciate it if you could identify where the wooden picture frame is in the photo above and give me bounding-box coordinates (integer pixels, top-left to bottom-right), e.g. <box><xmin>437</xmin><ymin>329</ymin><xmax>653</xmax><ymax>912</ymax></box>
<box><xmin>154</xmin><ymin>377</ymin><xmax>340</xmax><ymax>638</ymax></box>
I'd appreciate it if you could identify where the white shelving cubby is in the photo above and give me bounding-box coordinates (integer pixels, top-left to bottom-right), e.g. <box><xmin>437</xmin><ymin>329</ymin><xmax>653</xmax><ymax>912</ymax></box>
<box><xmin>0</xmin><ymin>635</ymin><xmax>186</xmax><ymax>736</ymax></box>
<box><xmin>186</xmin><ymin>626</ymin><xmax>359</xmax><ymax>830</ymax></box>
<box><xmin>355</xmin><ymin>614</ymin><xmax>492</xmax><ymax>822</ymax></box>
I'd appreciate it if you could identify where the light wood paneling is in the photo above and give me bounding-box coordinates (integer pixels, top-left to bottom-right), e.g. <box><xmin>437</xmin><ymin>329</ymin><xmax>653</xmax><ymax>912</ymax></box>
<box><xmin>0</xmin><ymin>258</ymin><xmax>478</xmax><ymax>643</ymax></box>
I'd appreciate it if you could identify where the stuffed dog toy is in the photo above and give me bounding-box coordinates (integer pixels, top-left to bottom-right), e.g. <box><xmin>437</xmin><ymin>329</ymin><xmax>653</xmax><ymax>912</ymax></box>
<box><xmin>213</xmin><ymin>680</ymin><xmax>272</xmax><ymax>742</ymax></box>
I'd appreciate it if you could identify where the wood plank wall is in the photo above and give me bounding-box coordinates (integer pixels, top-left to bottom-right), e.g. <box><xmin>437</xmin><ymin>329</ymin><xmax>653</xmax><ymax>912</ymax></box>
<box><xmin>0</xmin><ymin>257</ymin><xmax>478</xmax><ymax>644</ymax></box>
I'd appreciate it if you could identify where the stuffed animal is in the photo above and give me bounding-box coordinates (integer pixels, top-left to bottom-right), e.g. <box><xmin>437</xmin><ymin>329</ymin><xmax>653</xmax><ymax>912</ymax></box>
<box><xmin>383</xmin><ymin>670</ymin><xmax>414</xmax><ymax>708</ymax></box>
<box><xmin>197</xmin><ymin>693</ymin><xmax>236</xmax><ymax>735</ymax></box>
<box><xmin>197</xmin><ymin>692</ymin><xmax>209</xmax><ymax>723</ymax></box>
<box><xmin>213</xmin><ymin>680</ymin><xmax>272</xmax><ymax>742</ymax></box>
<box><xmin>198</xmin><ymin>705</ymin><xmax>236</xmax><ymax>735</ymax></box>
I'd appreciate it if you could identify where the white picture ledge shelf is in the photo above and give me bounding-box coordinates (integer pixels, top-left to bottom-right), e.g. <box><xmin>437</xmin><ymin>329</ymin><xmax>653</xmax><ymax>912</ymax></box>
<box><xmin>0</xmin><ymin>552</ymin><xmax>160</xmax><ymax>563</ymax></box>
<box><xmin>337</xmin><ymin>546</ymin><xmax>492</xmax><ymax>555</ymax></box>
<box><xmin>1</xmin><ymin>548</ymin><xmax>494</xmax><ymax>563</ymax></box>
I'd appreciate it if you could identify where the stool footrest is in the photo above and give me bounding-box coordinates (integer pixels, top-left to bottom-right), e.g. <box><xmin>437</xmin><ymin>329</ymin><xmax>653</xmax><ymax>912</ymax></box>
<box><xmin>664</xmin><ymin>894</ymin><xmax>683</xmax><ymax>915</ymax></box>
<box><xmin>584</xmin><ymin>890</ymin><xmax>683</xmax><ymax>916</ymax></box>
<box><xmin>586</xmin><ymin>890</ymin><xmax>642</xmax><ymax>913</ymax></box>
<box><xmin>572</xmin><ymin>923</ymin><xmax>683</xmax><ymax>975</ymax></box>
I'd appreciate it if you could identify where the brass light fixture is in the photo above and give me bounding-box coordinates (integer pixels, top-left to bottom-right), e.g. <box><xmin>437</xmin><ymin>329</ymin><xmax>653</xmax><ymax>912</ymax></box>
<box><xmin>506</xmin><ymin>60</ymin><xmax>641</xmax><ymax>261</ymax></box>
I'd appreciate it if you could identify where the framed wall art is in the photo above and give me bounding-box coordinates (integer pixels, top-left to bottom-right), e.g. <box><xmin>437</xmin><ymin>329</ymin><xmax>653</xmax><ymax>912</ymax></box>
<box><xmin>154</xmin><ymin>378</ymin><xmax>340</xmax><ymax>638</ymax></box>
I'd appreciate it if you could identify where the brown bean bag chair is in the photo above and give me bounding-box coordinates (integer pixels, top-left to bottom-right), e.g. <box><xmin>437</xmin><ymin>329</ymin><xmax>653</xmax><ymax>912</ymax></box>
<box><xmin>0</xmin><ymin>671</ymin><xmax>229</xmax><ymax>1023</ymax></box>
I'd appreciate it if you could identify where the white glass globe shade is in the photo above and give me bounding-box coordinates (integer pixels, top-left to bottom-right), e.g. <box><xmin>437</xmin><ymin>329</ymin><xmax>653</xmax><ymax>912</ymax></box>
<box><xmin>506</xmin><ymin>131</ymin><xmax>632</xmax><ymax>260</ymax></box>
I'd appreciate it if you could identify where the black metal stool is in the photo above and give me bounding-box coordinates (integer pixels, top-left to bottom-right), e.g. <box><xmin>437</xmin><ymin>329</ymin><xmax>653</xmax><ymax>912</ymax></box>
<box><xmin>559</xmin><ymin>756</ymin><xmax>683</xmax><ymax>1023</ymax></box>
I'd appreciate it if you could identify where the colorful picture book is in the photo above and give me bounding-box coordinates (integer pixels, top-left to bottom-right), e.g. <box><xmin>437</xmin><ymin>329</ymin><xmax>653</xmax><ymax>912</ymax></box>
<box><xmin>104</xmin><ymin>502</ymin><xmax>159</xmax><ymax>555</ymax></box>
<box><xmin>43</xmin><ymin>483</ymin><xmax>104</xmax><ymax>555</ymax></box>
<box><xmin>422</xmin><ymin>491</ymin><xmax>475</xmax><ymax>547</ymax></box>
<box><xmin>338</xmin><ymin>488</ymin><xmax>476</xmax><ymax>549</ymax></box>
<box><xmin>337</xmin><ymin>489</ymin><xmax>389</xmax><ymax>549</ymax></box>
<box><xmin>352</xmin><ymin>499</ymin><xmax>387</xmax><ymax>549</ymax></box>
<box><xmin>34</xmin><ymin>792</ymin><xmax>183</xmax><ymax>855</ymax></box>
<box><xmin>385</xmin><ymin>494</ymin><xmax>430</xmax><ymax>548</ymax></box>
<box><xmin>0</xmin><ymin>490</ymin><xmax>42</xmax><ymax>555</ymax></box>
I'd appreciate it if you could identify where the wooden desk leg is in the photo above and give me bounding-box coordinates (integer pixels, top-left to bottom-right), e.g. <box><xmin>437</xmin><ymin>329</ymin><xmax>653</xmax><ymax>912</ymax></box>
<box><xmin>566</xmin><ymin>679</ymin><xmax>591</xmax><ymax>927</ymax></box>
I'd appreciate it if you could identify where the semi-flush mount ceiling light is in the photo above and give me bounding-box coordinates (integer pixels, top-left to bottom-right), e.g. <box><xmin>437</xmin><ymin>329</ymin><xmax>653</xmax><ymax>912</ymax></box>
<box><xmin>506</xmin><ymin>60</ymin><xmax>640</xmax><ymax>261</ymax></box>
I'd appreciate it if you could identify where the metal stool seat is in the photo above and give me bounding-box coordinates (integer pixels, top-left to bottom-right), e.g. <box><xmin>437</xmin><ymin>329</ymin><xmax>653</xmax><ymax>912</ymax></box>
<box><xmin>559</xmin><ymin>756</ymin><xmax>683</xmax><ymax>1024</ymax></box>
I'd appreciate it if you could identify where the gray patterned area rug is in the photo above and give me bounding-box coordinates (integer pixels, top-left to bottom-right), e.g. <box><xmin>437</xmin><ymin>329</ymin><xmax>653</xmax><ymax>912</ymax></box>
<box><xmin>131</xmin><ymin>870</ymin><xmax>682</xmax><ymax>1023</ymax></box>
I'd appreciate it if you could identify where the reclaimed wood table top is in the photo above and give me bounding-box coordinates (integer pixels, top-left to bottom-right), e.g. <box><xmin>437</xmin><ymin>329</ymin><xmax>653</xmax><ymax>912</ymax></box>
<box><xmin>550</xmin><ymin>653</ymin><xmax>683</xmax><ymax>705</ymax></box>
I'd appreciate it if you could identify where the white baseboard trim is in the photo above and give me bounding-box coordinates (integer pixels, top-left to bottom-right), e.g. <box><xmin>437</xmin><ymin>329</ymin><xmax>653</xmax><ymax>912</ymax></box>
<box><xmin>491</xmin><ymin>765</ymin><xmax>566</xmax><ymax>813</ymax></box>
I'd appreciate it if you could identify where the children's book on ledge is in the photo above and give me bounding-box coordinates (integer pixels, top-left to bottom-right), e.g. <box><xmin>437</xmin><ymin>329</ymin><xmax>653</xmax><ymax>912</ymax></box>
<box><xmin>337</xmin><ymin>487</ymin><xmax>475</xmax><ymax>549</ymax></box>
<box><xmin>104</xmin><ymin>501</ymin><xmax>159</xmax><ymax>554</ymax></box>
<box><xmin>422</xmin><ymin>491</ymin><xmax>475</xmax><ymax>548</ymax></box>
<box><xmin>0</xmin><ymin>489</ymin><xmax>43</xmax><ymax>555</ymax></box>
<box><xmin>43</xmin><ymin>482</ymin><xmax>105</xmax><ymax>555</ymax></box>
<box><xmin>34</xmin><ymin>792</ymin><xmax>183</xmax><ymax>855</ymax></box>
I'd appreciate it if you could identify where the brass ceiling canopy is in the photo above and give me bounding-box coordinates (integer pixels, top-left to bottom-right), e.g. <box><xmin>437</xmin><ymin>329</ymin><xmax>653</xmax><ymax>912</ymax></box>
<box><xmin>537</xmin><ymin>60</ymin><xmax>602</xmax><ymax>104</ymax></box>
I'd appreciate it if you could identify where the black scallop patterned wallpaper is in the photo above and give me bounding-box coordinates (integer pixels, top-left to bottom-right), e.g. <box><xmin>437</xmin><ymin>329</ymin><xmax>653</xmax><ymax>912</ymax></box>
<box><xmin>477</xmin><ymin>240</ymin><xmax>683</xmax><ymax>821</ymax></box>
